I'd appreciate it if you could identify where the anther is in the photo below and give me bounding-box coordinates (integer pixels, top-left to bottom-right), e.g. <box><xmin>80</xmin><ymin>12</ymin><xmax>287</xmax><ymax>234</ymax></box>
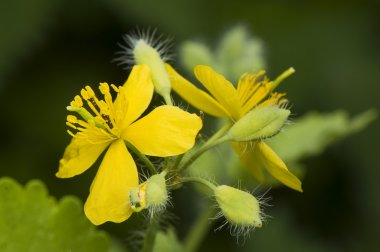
<box><xmin>99</xmin><ymin>83</ymin><xmax>110</xmax><ymax>95</ymax></box>
<box><xmin>85</xmin><ymin>86</ymin><xmax>95</xmax><ymax>98</ymax></box>
<box><xmin>70</xmin><ymin>95</ymin><xmax>83</xmax><ymax>108</ymax></box>
<box><xmin>67</xmin><ymin>115</ymin><xmax>78</xmax><ymax>124</ymax></box>
<box><xmin>80</xmin><ymin>88</ymin><xmax>89</xmax><ymax>100</ymax></box>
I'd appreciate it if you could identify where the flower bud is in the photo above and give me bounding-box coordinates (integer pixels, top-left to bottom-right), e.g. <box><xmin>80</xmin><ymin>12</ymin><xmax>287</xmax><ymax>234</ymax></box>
<box><xmin>145</xmin><ymin>173</ymin><xmax>168</xmax><ymax>211</ymax></box>
<box><xmin>226</xmin><ymin>106</ymin><xmax>290</xmax><ymax>142</ymax></box>
<box><xmin>133</xmin><ymin>39</ymin><xmax>172</xmax><ymax>104</ymax></box>
<box><xmin>214</xmin><ymin>185</ymin><xmax>262</xmax><ymax>228</ymax></box>
<box><xmin>180</xmin><ymin>41</ymin><xmax>213</xmax><ymax>72</ymax></box>
<box><xmin>129</xmin><ymin>173</ymin><xmax>169</xmax><ymax>215</ymax></box>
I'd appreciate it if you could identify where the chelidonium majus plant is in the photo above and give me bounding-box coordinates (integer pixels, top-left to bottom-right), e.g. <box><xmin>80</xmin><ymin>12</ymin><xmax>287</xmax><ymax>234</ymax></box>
<box><xmin>56</xmin><ymin>28</ymin><xmax>303</xmax><ymax>250</ymax></box>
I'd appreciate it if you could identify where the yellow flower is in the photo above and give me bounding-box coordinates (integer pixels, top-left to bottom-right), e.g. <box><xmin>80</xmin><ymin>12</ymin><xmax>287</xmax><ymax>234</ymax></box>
<box><xmin>56</xmin><ymin>65</ymin><xmax>202</xmax><ymax>225</ymax></box>
<box><xmin>166</xmin><ymin>64</ymin><xmax>302</xmax><ymax>192</ymax></box>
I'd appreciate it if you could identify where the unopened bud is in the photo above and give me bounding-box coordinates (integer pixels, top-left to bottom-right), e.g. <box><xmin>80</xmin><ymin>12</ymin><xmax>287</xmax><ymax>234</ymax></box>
<box><xmin>145</xmin><ymin>173</ymin><xmax>168</xmax><ymax>211</ymax></box>
<box><xmin>214</xmin><ymin>185</ymin><xmax>262</xmax><ymax>228</ymax></box>
<box><xmin>129</xmin><ymin>172</ymin><xmax>169</xmax><ymax>215</ymax></box>
<box><xmin>226</xmin><ymin>106</ymin><xmax>290</xmax><ymax>142</ymax></box>
<box><xmin>133</xmin><ymin>39</ymin><xmax>172</xmax><ymax>104</ymax></box>
<box><xmin>180</xmin><ymin>41</ymin><xmax>213</xmax><ymax>72</ymax></box>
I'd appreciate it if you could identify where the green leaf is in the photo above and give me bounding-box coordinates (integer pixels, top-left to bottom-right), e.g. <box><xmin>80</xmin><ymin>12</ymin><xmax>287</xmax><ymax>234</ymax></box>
<box><xmin>269</xmin><ymin>109</ymin><xmax>377</xmax><ymax>162</ymax></box>
<box><xmin>0</xmin><ymin>177</ymin><xmax>110</xmax><ymax>252</ymax></box>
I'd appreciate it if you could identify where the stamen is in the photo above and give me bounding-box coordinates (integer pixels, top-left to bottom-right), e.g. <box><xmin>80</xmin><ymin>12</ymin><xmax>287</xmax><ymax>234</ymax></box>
<box><xmin>88</xmin><ymin>97</ymin><xmax>101</xmax><ymax>114</ymax></box>
<box><xmin>67</xmin><ymin>106</ymin><xmax>94</xmax><ymax>122</ymax></box>
<box><xmin>238</xmin><ymin>71</ymin><xmax>266</xmax><ymax>107</ymax></box>
<box><xmin>70</xmin><ymin>95</ymin><xmax>83</xmax><ymax>108</ymax></box>
<box><xmin>81</xmin><ymin>86</ymin><xmax>102</xmax><ymax>117</ymax></box>
<box><xmin>84</xmin><ymin>86</ymin><xmax>96</xmax><ymax>98</ymax></box>
<box><xmin>67</xmin><ymin>130</ymin><xmax>76</xmax><ymax>137</ymax></box>
<box><xmin>66</xmin><ymin>82</ymin><xmax>124</xmax><ymax>140</ymax></box>
<box><xmin>67</xmin><ymin>115</ymin><xmax>78</xmax><ymax>123</ymax></box>
<box><xmin>66</xmin><ymin>122</ymin><xmax>77</xmax><ymax>130</ymax></box>
<box><xmin>99</xmin><ymin>82</ymin><xmax>110</xmax><ymax>95</ymax></box>
<box><xmin>98</xmin><ymin>101</ymin><xmax>114</xmax><ymax>129</ymax></box>
<box><xmin>111</xmin><ymin>84</ymin><xmax>120</xmax><ymax>93</ymax></box>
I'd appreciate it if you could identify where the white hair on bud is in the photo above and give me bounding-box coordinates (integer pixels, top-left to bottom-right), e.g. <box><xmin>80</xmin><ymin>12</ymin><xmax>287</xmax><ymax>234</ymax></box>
<box><xmin>114</xmin><ymin>27</ymin><xmax>174</xmax><ymax>69</ymax></box>
<box><xmin>212</xmin><ymin>186</ymin><xmax>268</xmax><ymax>243</ymax></box>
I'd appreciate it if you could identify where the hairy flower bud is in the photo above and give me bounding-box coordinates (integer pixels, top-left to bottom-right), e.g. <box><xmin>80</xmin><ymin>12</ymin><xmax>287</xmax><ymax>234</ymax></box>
<box><xmin>133</xmin><ymin>39</ymin><xmax>172</xmax><ymax>104</ymax></box>
<box><xmin>145</xmin><ymin>173</ymin><xmax>168</xmax><ymax>211</ymax></box>
<box><xmin>226</xmin><ymin>106</ymin><xmax>290</xmax><ymax>142</ymax></box>
<box><xmin>129</xmin><ymin>172</ymin><xmax>169</xmax><ymax>215</ymax></box>
<box><xmin>214</xmin><ymin>185</ymin><xmax>262</xmax><ymax>229</ymax></box>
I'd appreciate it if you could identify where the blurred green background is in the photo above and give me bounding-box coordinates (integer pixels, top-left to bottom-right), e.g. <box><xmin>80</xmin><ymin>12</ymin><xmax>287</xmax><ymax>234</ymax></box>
<box><xmin>0</xmin><ymin>0</ymin><xmax>379</xmax><ymax>251</ymax></box>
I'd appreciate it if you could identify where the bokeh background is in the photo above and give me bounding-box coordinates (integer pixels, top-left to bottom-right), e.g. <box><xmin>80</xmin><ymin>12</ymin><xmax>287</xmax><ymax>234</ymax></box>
<box><xmin>0</xmin><ymin>0</ymin><xmax>379</xmax><ymax>251</ymax></box>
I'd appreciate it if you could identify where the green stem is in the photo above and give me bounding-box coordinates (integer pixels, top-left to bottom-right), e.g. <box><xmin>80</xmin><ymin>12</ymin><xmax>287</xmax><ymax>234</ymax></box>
<box><xmin>141</xmin><ymin>214</ymin><xmax>161</xmax><ymax>252</ymax></box>
<box><xmin>184</xmin><ymin>207</ymin><xmax>216</xmax><ymax>252</ymax></box>
<box><xmin>178</xmin><ymin>135</ymin><xmax>229</xmax><ymax>173</ymax></box>
<box><xmin>172</xmin><ymin>154</ymin><xmax>184</xmax><ymax>171</ymax></box>
<box><xmin>125</xmin><ymin>141</ymin><xmax>157</xmax><ymax>174</ymax></box>
<box><xmin>177</xmin><ymin>124</ymin><xmax>232</xmax><ymax>172</ymax></box>
<box><xmin>181</xmin><ymin>177</ymin><xmax>217</xmax><ymax>252</ymax></box>
<box><xmin>180</xmin><ymin>176</ymin><xmax>217</xmax><ymax>191</ymax></box>
<box><xmin>163</xmin><ymin>93</ymin><xmax>173</xmax><ymax>106</ymax></box>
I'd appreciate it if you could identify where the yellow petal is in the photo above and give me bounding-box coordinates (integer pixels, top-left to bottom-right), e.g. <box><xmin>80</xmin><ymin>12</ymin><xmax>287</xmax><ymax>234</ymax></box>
<box><xmin>84</xmin><ymin>139</ymin><xmax>139</xmax><ymax>225</ymax></box>
<box><xmin>194</xmin><ymin>65</ymin><xmax>242</xmax><ymax>121</ymax></box>
<box><xmin>118</xmin><ymin>64</ymin><xmax>154</xmax><ymax>128</ymax></box>
<box><xmin>122</xmin><ymin>105</ymin><xmax>202</xmax><ymax>157</ymax></box>
<box><xmin>165</xmin><ymin>64</ymin><xmax>230</xmax><ymax>118</ymax></box>
<box><xmin>56</xmin><ymin>137</ymin><xmax>110</xmax><ymax>178</ymax></box>
<box><xmin>257</xmin><ymin>142</ymin><xmax>303</xmax><ymax>192</ymax></box>
<box><xmin>231</xmin><ymin>142</ymin><xmax>265</xmax><ymax>182</ymax></box>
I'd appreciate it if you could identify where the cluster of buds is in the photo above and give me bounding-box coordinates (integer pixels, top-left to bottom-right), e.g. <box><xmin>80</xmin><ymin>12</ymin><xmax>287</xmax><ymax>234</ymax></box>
<box><xmin>57</xmin><ymin>28</ymin><xmax>302</xmax><ymax>243</ymax></box>
<box><xmin>114</xmin><ymin>30</ymin><xmax>296</xmax><ymax>236</ymax></box>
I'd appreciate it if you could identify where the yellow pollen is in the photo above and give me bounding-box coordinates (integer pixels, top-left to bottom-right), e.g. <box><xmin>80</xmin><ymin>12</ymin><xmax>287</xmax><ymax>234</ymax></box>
<box><xmin>80</xmin><ymin>88</ymin><xmax>89</xmax><ymax>100</ymax></box>
<box><xmin>66</xmin><ymin>82</ymin><xmax>123</xmax><ymax>140</ymax></box>
<box><xmin>99</xmin><ymin>82</ymin><xmax>110</xmax><ymax>94</ymax></box>
<box><xmin>85</xmin><ymin>86</ymin><xmax>95</xmax><ymax>98</ymax></box>
<box><xmin>70</xmin><ymin>95</ymin><xmax>83</xmax><ymax>108</ymax></box>
<box><xmin>67</xmin><ymin>115</ymin><xmax>78</xmax><ymax>123</ymax></box>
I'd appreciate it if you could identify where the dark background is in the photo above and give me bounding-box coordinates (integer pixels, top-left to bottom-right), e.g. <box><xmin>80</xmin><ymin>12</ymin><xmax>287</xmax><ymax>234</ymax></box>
<box><xmin>0</xmin><ymin>0</ymin><xmax>379</xmax><ymax>251</ymax></box>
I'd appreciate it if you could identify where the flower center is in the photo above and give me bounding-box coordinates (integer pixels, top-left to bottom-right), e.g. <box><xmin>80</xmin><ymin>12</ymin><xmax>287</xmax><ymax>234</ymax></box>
<box><xmin>65</xmin><ymin>83</ymin><xmax>126</xmax><ymax>143</ymax></box>
<box><xmin>237</xmin><ymin>71</ymin><xmax>287</xmax><ymax>115</ymax></box>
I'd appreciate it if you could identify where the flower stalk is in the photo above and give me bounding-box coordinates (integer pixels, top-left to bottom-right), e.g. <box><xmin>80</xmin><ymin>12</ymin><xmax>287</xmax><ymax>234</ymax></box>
<box><xmin>177</xmin><ymin>124</ymin><xmax>231</xmax><ymax>172</ymax></box>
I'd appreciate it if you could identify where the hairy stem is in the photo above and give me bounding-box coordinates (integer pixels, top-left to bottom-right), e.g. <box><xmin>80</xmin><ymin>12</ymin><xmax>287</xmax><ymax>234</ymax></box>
<box><xmin>177</xmin><ymin>124</ymin><xmax>231</xmax><ymax>172</ymax></box>
<box><xmin>141</xmin><ymin>214</ymin><xmax>161</xmax><ymax>252</ymax></box>
<box><xmin>180</xmin><ymin>176</ymin><xmax>217</xmax><ymax>191</ymax></box>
